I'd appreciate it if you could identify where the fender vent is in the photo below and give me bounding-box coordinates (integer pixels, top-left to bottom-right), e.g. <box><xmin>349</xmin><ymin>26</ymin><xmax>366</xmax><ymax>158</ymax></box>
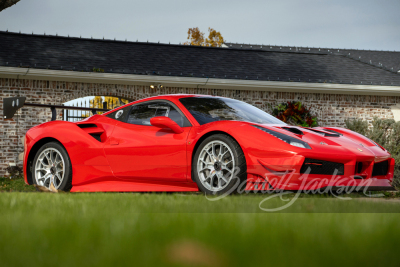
<box><xmin>372</xmin><ymin>160</ymin><xmax>389</xmax><ymax>176</ymax></box>
<box><xmin>300</xmin><ymin>158</ymin><xmax>344</xmax><ymax>175</ymax></box>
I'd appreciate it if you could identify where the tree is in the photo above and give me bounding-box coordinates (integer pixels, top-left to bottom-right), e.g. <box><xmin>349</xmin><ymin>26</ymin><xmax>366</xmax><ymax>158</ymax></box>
<box><xmin>0</xmin><ymin>0</ymin><xmax>20</xmax><ymax>12</ymax></box>
<box><xmin>184</xmin><ymin>27</ymin><xmax>225</xmax><ymax>47</ymax></box>
<box><xmin>184</xmin><ymin>27</ymin><xmax>205</xmax><ymax>46</ymax></box>
<box><xmin>206</xmin><ymin>28</ymin><xmax>225</xmax><ymax>47</ymax></box>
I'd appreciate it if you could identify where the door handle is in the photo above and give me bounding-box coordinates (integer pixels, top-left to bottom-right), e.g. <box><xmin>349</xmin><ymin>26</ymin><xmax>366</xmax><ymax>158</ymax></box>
<box><xmin>110</xmin><ymin>140</ymin><xmax>119</xmax><ymax>146</ymax></box>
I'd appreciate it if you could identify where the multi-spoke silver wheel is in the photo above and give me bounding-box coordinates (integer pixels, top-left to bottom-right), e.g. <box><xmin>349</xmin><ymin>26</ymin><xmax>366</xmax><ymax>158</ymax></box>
<box><xmin>34</xmin><ymin>148</ymin><xmax>65</xmax><ymax>189</ymax></box>
<box><xmin>197</xmin><ymin>140</ymin><xmax>235</xmax><ymax>192</ymax></box>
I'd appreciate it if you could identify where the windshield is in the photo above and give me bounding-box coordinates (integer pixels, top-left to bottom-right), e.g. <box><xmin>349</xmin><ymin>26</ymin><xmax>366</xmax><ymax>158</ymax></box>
<box><xmin>179</xmin><ymin>97</ymin><xmax>286</xmax><ymax>125</ymax></box>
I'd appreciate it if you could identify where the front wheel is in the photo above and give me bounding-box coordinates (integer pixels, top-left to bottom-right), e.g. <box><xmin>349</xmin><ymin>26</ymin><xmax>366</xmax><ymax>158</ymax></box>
<box><xmin>33</xmin><ymin>142</ymin><xmax>72</xmax><ymax>191</ymax></box>
<box><xmin>192</xmin><ymin>134</ymin><xmax>247</xmax><ymax>195</ymax></box>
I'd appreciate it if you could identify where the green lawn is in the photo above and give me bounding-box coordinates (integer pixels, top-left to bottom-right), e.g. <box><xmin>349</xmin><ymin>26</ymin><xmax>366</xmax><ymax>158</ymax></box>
<box><xmin>1</xmin><ymin>178</ymin><xmax>400</xmax><ymax>266</ymax></box>
<box><xmin>0</xmin><ymin>176</ymin><xmax>36</xmax><ymax>192</ymax></box>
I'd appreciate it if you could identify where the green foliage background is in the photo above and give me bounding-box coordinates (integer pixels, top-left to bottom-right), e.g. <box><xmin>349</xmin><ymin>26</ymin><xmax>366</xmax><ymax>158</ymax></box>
<box><xmin>272</xmin><ymin>101</ymin><xmax>318</xmax><ymax>127</ymax></box>
<box><xmin>345</xmin><ymin>117</ymin><xmax>400</xmax><ymax>187</ymax></box>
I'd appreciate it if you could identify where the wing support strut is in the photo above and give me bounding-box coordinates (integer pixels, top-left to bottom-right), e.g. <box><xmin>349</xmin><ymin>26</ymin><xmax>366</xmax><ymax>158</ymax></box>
<box><xmin>3</xmin><ymin>97</ymin><xmax>110</xmax><ymax>121</ymax></box>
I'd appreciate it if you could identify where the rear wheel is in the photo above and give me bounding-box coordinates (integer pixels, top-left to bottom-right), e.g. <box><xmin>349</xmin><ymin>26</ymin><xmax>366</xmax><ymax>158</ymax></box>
<box><xmin>33</xmin><ymin>142</ymin><xmax>72</xmax><ymax>191</ymax></box>
<box><xmin>193</xmin><ymin>134</ymin><xmax>247</xmax><ymax>195</ymax></box>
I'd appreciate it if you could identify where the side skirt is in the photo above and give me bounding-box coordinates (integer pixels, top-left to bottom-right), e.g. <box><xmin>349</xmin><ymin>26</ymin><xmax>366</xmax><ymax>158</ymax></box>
<box><xmin>71</xmin><ymin>180</ymin><xmax>199</xmax><ymax>192</ymax></box>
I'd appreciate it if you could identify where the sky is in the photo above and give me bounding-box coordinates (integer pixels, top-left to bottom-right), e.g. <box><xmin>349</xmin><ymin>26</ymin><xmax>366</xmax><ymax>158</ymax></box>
<box><xmin>0</xmin><ymin>0</ymin><xmax>399</xmax><ymax>51</ymax></box>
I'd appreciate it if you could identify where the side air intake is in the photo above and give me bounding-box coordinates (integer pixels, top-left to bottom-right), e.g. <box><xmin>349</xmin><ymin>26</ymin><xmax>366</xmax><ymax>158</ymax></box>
<box><xmin>89</xmin><ymin>134</ymin><xmax>102</xmax><ymax>142</ymax></box>
<box><xmin>77</xmin><ymin>124</ymin><xmax>98</xmax><ymax>129</ymax></box>
<box><xmin>77</xmin><ymin>124</ymin><xmax>104</xmax><ymax>142</ymax></box>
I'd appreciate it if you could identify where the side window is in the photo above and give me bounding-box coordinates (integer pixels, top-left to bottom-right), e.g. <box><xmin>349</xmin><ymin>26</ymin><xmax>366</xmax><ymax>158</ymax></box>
<box><xmin>105</xmin><ymin>105</ymin><xmax>131</xmax><ymax>122</ymax></box>
<box><xmin>127</xmin><ymin>101</ymin><xmax>188</xmax><ymax>127</ymax></box>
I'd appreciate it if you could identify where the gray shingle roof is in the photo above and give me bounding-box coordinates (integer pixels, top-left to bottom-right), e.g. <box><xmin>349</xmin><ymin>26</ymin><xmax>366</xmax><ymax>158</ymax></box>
<box><xmin>1</xmin><ymin>31</ymin><xmax>400</xmax><ymax>86</ymax></box>
<box><xmin>226</xmin><ymin>43</ymin><xmax>400</xmax><ymax>73</ymax></box>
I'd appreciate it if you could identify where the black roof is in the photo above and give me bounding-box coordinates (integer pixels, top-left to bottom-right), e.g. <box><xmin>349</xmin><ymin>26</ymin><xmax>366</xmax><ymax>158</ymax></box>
<box><xmin>1</xmin><ymin>31</ymin><xmax>400</xmax><ymax>86</ymax></box>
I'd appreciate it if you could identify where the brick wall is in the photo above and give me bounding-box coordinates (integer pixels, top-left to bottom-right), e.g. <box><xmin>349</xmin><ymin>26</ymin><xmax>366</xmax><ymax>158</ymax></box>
<box><xmin>1</xmin><ymin>77</ymin><xmax>399</xmax><ymax>176</ymax></box>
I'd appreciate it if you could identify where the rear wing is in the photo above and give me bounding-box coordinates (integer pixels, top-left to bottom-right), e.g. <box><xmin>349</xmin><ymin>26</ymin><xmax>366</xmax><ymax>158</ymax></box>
<box><xmin>3</xmin><ymin>97</ymin><xmax>110</xmax><ymax>121</ymax></box>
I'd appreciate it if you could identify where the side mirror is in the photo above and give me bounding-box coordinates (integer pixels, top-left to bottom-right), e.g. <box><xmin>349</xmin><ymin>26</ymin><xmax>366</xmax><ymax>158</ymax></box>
<box><xmin>150</xmin><ymin>116</ymin><xmax>184</xmax><ymax>134</ymax></box>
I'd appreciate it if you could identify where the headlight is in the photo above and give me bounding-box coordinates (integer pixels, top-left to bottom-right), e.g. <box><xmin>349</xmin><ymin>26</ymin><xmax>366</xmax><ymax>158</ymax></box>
<box><xmin>252</xmin><ymin>125</ymin><xmax>312</xmax><ymax>149</ymax></box>
<box><xmin>290</xmin><ymin>141</ymin><xmax>307</xmax><ymax>148</ymax></box>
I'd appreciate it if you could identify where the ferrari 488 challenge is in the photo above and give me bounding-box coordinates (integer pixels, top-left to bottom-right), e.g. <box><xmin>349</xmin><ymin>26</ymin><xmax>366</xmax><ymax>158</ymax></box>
<box><xmin>21</xmin><ymin>94</ymin><xmax>395</xmax><ymax>194</ymax></box>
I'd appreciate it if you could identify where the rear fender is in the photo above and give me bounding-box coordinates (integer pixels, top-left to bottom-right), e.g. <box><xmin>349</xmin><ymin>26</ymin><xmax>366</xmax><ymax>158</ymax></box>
<box><xmin>24</xmin><ymin>117</ymin><xmax>117</xmax><ymax>169</ymax></box>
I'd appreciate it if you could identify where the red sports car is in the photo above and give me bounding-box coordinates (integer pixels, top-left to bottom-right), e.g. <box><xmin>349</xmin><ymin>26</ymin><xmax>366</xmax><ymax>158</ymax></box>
<box><xmin>22</xmin><ymin>94</ymin><xmax>395</xmax><ymax>194</ymax></box>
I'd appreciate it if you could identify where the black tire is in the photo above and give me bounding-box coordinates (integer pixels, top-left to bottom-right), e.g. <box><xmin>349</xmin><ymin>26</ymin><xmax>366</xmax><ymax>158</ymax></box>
<box><xmin>32</xmin><ymin>142</ymin><xmax>72</xmax><ymax>191</ymax></box>
<box><xmin>192</xmin><ymin>134</ymin><xmax>247</xmax><ymax>195</ymax></box>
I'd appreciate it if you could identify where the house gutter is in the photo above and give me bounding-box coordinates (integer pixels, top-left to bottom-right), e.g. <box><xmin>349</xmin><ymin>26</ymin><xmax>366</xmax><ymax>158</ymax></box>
<box><xmin>1</xmin><ymin>66</ymin><xmax>400</xmax><ymax>96</ymax></box>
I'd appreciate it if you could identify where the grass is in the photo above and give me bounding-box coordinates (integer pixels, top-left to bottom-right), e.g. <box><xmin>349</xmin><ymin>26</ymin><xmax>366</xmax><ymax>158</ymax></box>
<box><xmin>1</xmin><ymin>178</ymin><xmax>400</xmax><ymax>266</ymax></box>
<box><xmin>0</xmin><ymin>177</ymin><xmax>36</xmax><ymax>192</ymax></box>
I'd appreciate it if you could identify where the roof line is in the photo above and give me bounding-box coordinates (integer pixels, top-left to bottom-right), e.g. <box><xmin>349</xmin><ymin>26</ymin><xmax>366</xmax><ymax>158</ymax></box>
<box><xmin>1</xmin><ymin>66</ymin><xmax>400</xmax><ymax>96</ymax></box>
<box><xmin>335</xmin><ymin>53</ymin><xmax>400</xmax><ymax>75</ymax></box>
<box><xmin>0</xmin><ymin>30</ymin><xmax>327</xmax><ymax>55</ymax></box>
<box><xmin>225</xmin><ymin>42</ymin><xmax>400</xmax><ymax>53</ymax></box>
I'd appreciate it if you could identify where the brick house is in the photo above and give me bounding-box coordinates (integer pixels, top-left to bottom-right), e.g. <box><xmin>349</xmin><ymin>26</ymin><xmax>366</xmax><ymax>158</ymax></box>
<box><xmin>1</xmin><ymin>31</ymin><xmax>400</xmax><ymax>175</ymax></box>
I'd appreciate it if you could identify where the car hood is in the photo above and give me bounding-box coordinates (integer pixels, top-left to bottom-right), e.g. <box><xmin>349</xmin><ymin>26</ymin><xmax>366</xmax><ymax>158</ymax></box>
<box><xmin>253</xmin><ymin>123</ymin><xmax>389</xmax><ymax>159</ymax></box>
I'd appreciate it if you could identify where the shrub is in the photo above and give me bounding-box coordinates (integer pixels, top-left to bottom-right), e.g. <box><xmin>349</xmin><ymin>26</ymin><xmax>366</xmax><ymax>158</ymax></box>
<box><xmin>272</xmin><ymin>101</ymin><xmax>318</xmax><ymax>127</ymax></box>
<box><xmin>5</xmin><ymin>165</ymin><xmax>23</xmax><ymax>179</ymax></box>
<box><xmin>345</xmin><ymin>117</ymin><xmax>400</xmax><ymax>187</ymax></box>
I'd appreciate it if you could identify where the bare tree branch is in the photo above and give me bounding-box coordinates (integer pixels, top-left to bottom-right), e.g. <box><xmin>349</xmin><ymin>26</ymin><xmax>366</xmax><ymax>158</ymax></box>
<box><xmin>0</xmin><ymin>0</ymin><xmax>21</xmax><ymax>12</ymax></box>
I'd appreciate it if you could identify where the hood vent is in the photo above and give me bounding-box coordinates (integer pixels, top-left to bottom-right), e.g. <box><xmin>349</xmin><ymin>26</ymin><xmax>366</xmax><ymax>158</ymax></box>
<box><xmin>324</xmin><ymin>129</ymin><xmax>343</xmax><ymax>136</ymax></box>
<box><xmin>282</xmin><ymin>127</ymin><xmax>304</xmax><ymax>135</ymax></box>
<box><xmin>306</xmin><ymin>128</ymin><xmax>341</xmax><ymax>137</ymax></box>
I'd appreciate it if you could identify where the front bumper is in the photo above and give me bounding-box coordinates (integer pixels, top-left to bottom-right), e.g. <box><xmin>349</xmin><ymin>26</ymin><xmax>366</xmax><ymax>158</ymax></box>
<box><xmin>245</xmin><ymin>154</ymin><xmax>395</xmax><ymax>191</ymax></box>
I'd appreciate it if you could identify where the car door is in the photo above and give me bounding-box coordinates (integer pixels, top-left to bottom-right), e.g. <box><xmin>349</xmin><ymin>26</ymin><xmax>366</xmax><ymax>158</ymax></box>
<box><xmin>103</xmin><ymin>100</ymin><xmax>192</xmax><ymax>182</ymax></box>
